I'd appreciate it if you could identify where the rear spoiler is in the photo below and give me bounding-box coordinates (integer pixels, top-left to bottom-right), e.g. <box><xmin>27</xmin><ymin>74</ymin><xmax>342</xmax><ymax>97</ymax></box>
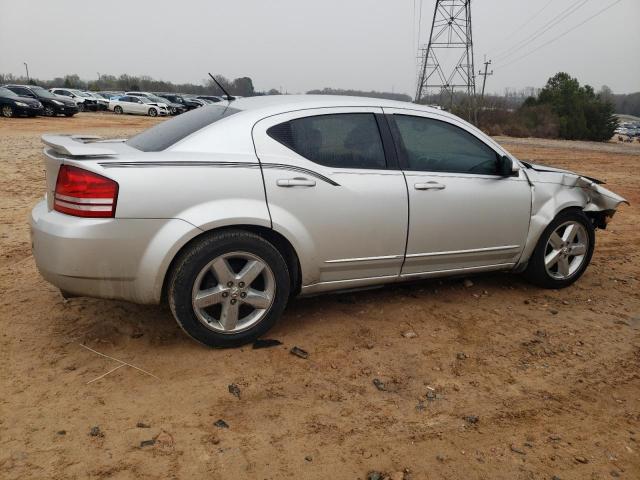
<box><xmin>42</xmin><ymin>134</ymin><xmax>119</xmax><ymax>157</ymax></box>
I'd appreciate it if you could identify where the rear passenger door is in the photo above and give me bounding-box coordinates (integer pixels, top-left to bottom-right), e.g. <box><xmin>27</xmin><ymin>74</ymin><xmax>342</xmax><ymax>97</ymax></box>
<box><xmin>253</xmin><ymin>108</ymin><xmax>408</xmax><ymax>292</ymax></box>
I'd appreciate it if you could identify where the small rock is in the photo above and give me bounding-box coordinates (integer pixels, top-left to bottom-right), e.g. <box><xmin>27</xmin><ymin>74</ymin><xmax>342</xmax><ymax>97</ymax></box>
<box><xmin>154</xmin><ymin>431</ymin><xmax>174</xmax><ymax>449</ymax></box>
<box><xmin>89</xmin><ymin>426</ymin><xmax>103</xmax><ymax>437</ymax></box>
<box><xmin>228</xmin><ymin>383</ymin><xmax>241</xmax><ymax>399</ymax></box>
<box><xmin>574</xmin><ymin>455</ymin><xmax>588</xmax><ymax>464</ymax></box>
<box><xmin>140</xmin><ymin>439</ymin><xmax>155</xmax><ymax>448</ymax></box>
<box><xmin>510</xmin><ymin>444</ymin><xmax>526</xmax><ymax>455</ymax></box>
<box><xmin>367</xmin><ymin>472</ymin><xmax>384</xmax><ymax>480</ymax></box>
<box><xmin>56</xmin><ymin>430</ymin><xmax>66</xmax><ymax>436</ymax></box>
<box><xmin>550</xmin><ymin>309</ymin><xmax>559</xmax><ymax>315</ymax></box>
<box><xmin>290</xmin><ymin>346</ymin><xmax>309</xmax><ymax>359</ymax></box>
<box><xmin>214</xmin><ymin>419</ymin><xmax>229</xmax><ymax>429</ymax></box>
<box><xmin>373</xmin><ymin>378</ymin><xmax>386</xmax><ymax>391</ymax></box>
<box><xmin>426</xmin><ymin>389</ymin><xmax>437</xmax><ymax>401</ymax></box>
<box><xmin>523</xmin><ymin>299</ymin><xmax>530</xmax><ymax>305</ymax></box>
<box><xmin>610</xmin><ymin>470</ymin><xmax>620</xmax><ymax>477</ymax></box>
<box><xmin>552</xmin><ymin>476</ymin><xmax>561</xmax><ymax>480</ymax></box>
<box><xmin>402</xmin><ymin>331</ymin><xmax>418</xmax><ymax>339</ymax></box>
<box><xmin>463</xmin><ymin>415</ymin><xmax>479</xmax><ymax>424</ymax></box>
<box><xmin>136</xmin><ymin>422</ymin><xmax>151</xmax><ymax>429</ymax></box>
<box><xmin>463</xmin><ymin>279</ymin><xmax>474</xmax><ymax>288</ymax></box>
<box><xmin>305</xmin><ymin>455</ymin><xmax>313</xmax><ymax>462</ymax></box>
<box><xmin>252</xmin><ymin>338</ymin><xmax>282</xmax><ymax>349</ymax></box>
<box><xmin>562</xmin><ymin>300</ymin><xmax>570</xmax><ymax>305</ymax></box>
<box><xmin>131</xmin><ymin>331</ymin><xmax>144</xmax><ymax>339</ymax></box>
<box><xmin>436</xmin><ymin>454</ymin><xmax>446</xmax><ymax>462</ymax></box>
<box><xmin>456</xmin><ymin>352</ymin><xmax>467</xmax><ymax>360</ymax></box>
<box><xmin>365</xmin><ymin>342</ymin><xmax>375</xmax><ymax>349</ymax></box>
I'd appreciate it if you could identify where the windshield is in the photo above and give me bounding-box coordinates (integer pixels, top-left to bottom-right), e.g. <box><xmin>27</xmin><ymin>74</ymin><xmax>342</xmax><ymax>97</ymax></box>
<box><xmin>148</xmin><ymin>95</ymin><xmax>168</xmax><ymax>103</ymax></box>
<box><xmin>138</xmin><ymin>97</ymin><xmax>153</xmax><ymax>104</ymax></box>
<box><xmin>127</xmin><ymin>105</ymin><xmax>240</xmax><ymax>152</ymax></box>
<box><xmin>31</xmin><ymin>86</ymin><xmax>57</xmax><ymax>99</ymax></box>
<box><xmin>0</xmin><ymin>87</ymin><xmax>18</xmax><ymax>98</ymax></box>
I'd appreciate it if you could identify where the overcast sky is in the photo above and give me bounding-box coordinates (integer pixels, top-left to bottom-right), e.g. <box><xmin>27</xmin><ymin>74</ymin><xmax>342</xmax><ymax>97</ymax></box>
<box><xmin>1</xmin><ymin>0</ymin><xmax>638</xmax><ymax>95</ymax></box>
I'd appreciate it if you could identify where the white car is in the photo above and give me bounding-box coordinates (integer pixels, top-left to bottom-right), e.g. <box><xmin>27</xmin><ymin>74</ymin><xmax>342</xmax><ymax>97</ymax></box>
<box><xmin>49</xmin><ymin>88</ymin><xmax>99</xmax><ymax>112</ymax></box>
<box><xmin>108</xmin><ymin>95</ymin><xmax>169</xmax><ymax>117</ymax></box>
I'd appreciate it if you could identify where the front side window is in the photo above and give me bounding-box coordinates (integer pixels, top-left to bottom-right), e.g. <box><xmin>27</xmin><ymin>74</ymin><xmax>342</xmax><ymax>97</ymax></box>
<box><xmin>392</xmin><ymin>115</ymin><xmax>499</xmax><ymax>175</ymax></box>
<box><xmin>268</xmin><ymin>113</ymin><xmax>386</xmax><ymax>169</ymax></box>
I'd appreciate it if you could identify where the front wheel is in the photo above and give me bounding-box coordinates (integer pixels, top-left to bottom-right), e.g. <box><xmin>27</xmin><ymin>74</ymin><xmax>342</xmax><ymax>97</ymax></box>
<box><xmin>523</xmin><ymin>210</ymin><xmax>595</xmax><ymax>289</ymax></box>
<box><xmin>1</xmin><ymin>105</ymin><xmax>14</xmax><ymax>117</ymax></box>
<box><xmin>168</xmin><ymin>230</ymin><xmax>291</xmax><ymax>347</ymax></box>
<box><xmin>113</xmin><ymin>106</ymin><xmax>123</xmax><ymax>114</ymax></box>
<box><xmin>77</xmin><ymin>102</ymin><xmax>85</xmax><ymax>112</ymax></box>
<box><xmin>43</xmin><ymin>105</ymin><xmax>56</xmax><ymax>117</ymax></box>
<box><xmin>148</xmin><ymin>108</ymin><xmax>158</xmax><ymax>117</ymax></box>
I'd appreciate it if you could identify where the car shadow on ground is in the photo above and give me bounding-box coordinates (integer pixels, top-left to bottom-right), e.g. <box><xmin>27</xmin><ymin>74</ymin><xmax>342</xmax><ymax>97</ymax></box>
<box><xmin>58</xmin><ymin>271</ymin><xmax>531</xmax><ymax>351</ymax></box>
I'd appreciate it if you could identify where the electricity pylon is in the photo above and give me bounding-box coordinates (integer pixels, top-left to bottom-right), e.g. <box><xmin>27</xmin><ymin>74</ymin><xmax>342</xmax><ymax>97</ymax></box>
<box><xmin>415</xmin><ymin>0</ymin><xmax>476</xmax><ymax>118</ymax></box>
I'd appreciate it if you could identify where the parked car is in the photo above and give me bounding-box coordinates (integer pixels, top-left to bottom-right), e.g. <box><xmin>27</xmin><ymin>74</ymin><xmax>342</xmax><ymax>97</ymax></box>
<box><xmin>49</xmin><ymin>88</ymin><xmax>98</xmax><ymax>112</ymax></box>
<box><xmin>30</xmin><ymin>96</ymin><xmax>627</xmax><ymax>347</ymax></box>
<box><xmin>125</xmin><ymin>92</ymin><xmax>185</xmax><ymax>115</ymax></box>
<box><xmin>97</xmin><ymin>92</ymin><xmax>124</xmax><ymax>101</ymax></box>
<box><xmin>108</xmin><ymin>95</ymin><xmax>168</xmax><ymax>116</ymax></box>
<box><xmin>83</xmin><ymin>91</ymin><xmax>110</xmax><ymax>110</ymax></box>
<box><xmin>157</xmin><ymin>93</ymin><xmax>202</xmax><ymax>111</ymax></box>
<box><xmin>197</xmin><ymin>95</ymin><xmax>223</xmax><ymax>103</ymax></box>
<box><xmin>3</xmin><ymin>84</ymin><xmax>78</xmax><ymax>117</ymax></box>
<box><xmin>186</xmin><ymin>97</ymin><xmax>208</xmax><ymax>107</ymax></box>
<box><xmin>0</xmin><ymin>86</ymin><xmax>44</xmax><ymax>117</ymax></box>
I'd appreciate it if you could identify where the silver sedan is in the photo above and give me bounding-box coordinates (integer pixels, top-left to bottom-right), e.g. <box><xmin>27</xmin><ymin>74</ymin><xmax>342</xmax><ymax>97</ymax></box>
<box><xmin>30</xmin><ymin>96</ymin><xmax>627</xmax><ymax>347</ymax></box>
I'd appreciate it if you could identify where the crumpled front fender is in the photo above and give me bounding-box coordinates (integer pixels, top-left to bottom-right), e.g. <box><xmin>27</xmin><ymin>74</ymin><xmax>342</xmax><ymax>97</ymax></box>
<box><xmin>517</xmin><ymin>170</ymin><xmax>628</xmax><ymax>267</ymax></box>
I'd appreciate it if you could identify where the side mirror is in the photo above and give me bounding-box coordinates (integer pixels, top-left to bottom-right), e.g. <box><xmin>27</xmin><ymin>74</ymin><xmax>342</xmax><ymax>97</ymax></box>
<box><xmin>497</xmin><ymin>155</ymin><xmax>518</xmax><ymax>176</ymax></box>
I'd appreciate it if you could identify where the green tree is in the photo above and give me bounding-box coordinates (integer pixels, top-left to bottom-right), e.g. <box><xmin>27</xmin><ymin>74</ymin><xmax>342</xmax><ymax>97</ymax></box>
<box><xmin>535</xmin><ymin>72</ymin><xmax>617</xmax><ymax>141</ymax></box>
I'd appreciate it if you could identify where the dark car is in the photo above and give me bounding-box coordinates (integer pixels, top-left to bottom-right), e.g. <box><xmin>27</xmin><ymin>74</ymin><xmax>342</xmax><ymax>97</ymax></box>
<box><xmin>196</xmin><ymin>95</ymin><xmax>223</xmax><ymax>103</ymax></box>
<box><xmin>3</xmin><ymin>84</ymin><xmax>78</xmax><ymax>117</ymax></box>
<box><xmin>155</xmin><ymin>93</ymin><xmax>202</xmax><ymax>111</ymax></box>
<box><xmin>0</xmin><ymin>86</ymin><xmax>44</xmax><ymax>117</ymax></box>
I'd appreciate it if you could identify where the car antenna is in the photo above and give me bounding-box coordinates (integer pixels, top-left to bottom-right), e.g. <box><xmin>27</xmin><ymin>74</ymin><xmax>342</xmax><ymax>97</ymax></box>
<box><xmin>208</xmin><ymin>73</ymin><xmax>234</xmax><ymax>101</ymax></box>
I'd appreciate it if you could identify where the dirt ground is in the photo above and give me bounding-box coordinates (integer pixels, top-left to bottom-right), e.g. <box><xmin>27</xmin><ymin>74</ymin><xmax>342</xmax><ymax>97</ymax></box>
<box><xmin>1</xmin><ymin>113</ymin><xmax>638</xmax><ymax>480</ymax></box>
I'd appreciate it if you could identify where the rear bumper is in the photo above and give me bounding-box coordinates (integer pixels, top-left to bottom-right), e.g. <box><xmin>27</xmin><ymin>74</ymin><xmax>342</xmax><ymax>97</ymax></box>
<box><xmin>30</xmin><ymin>200</ymin><xmax>199</xmax><ymax>304</ymax></box>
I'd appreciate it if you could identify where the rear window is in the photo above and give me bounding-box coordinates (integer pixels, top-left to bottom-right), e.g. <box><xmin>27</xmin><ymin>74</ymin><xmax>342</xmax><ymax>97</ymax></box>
<box><xmin>127</xmin><ymin>105</ymin><xmax>240</xmax><ymax>152</ymax></box>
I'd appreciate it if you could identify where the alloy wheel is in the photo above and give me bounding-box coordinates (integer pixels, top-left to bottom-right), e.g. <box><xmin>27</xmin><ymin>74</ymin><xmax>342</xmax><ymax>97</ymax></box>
<box><xmin>544</xmin><ymin>220</ymin><xmax>589</xmax><ymax>280</ymax></box>
<box><xmin>1</xmin><ymin>105</ymin><xmax>13</xmax><ymax>117</ymax></box>
<box><xmin>191</xmin><ymin>251</ymin><xmax>276</xmax><ymax>334</ymax></box>
<box><xmin>44</xmin><ymin>105</ymin><xmax>55</xmax><ymax>116</ymax></box>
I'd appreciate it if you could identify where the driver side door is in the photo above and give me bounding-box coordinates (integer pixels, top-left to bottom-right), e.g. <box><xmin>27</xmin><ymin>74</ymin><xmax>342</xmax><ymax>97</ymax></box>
<box><xmin>383</xmin><ymin>108</ymin><xmax>532</xmax><ymax>277</ymax></box>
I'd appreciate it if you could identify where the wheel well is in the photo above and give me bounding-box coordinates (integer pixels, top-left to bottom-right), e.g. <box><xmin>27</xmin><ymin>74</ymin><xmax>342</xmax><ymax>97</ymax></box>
<box><xmin>160</xmin><ymin>225</ymin><xmax>302</xmax><ymax>304</ymax></box>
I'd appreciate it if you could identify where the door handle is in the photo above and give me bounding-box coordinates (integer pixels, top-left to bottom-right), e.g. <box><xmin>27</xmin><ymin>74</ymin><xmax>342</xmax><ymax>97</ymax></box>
<box><xmin>276</xmin><ymin>177</ymin><xmax>316</xmax><ymax>188</ymax></box>
<box><xmin>414</xmin><ymin>181</ymin><xmax>446</xmax><ymax>190</ymax></box>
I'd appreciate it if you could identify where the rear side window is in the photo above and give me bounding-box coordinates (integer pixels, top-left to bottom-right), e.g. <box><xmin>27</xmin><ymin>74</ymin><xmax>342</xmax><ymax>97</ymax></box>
<box><xmin>267</xmin><ymin>113</ymin><xmax>386</xmax><ymax>169</ymax></box>
<box><xmin>127</xmin><ymin>105</ymin><xmax>240</xmax><ymax>152</ymax></box>
<box><xmin>392</xmin><ymin>115</ymin><xmax>499</xmax><ymax>175</ymax></box>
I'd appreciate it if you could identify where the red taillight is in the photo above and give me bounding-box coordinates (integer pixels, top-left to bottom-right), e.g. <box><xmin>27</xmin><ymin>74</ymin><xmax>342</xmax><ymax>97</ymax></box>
<box><xmin>54</xmin><ymin>165</ymin><xmax>118</xmax><ymax>218</ymax></box>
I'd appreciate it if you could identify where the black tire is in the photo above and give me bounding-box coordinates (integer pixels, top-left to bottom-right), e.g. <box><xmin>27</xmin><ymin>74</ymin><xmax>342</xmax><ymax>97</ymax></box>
<box><xmin>77</xmin><ymin>102</ymin><xmax>85</xmax><ymax>112</ymax></box>
<box><xmin>148</xmin><ymin>108</ymin><xmax>158</xmax><ymax>117</ymax></box>
<box><xmin>168</xmin><ymin>230</ymin><xmax>291</xmax><ymax>347</ymax></box>
<box><xmin>523</xmin><ymin>209</ymin><xmax>595</xmax><ymax>289</ymax></box>
<box><xmin>44</xmin><ymin>105</ymin><xmax>56</xmax><ymax>117</ymax></box>
<box><xmin>1</xmin><ymin>105</ymin><xmax>14</xmax><ymax>118</ymax></box>
<box><xmin>114</xmin><ymin>106</ymin><xmax>123</xmax><ymax>114</ymax></box>
<box><xmin>65</xmin><ymin>112</ymin><xmax>76</xmax><ymax>117</ymax></box>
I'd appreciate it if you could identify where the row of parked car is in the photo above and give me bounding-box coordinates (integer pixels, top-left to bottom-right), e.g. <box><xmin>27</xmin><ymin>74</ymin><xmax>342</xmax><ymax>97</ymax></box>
<box><xmin>0</xmin><ymin>83</ymin><xmax>234</xmax><ymax>118</ymax></box>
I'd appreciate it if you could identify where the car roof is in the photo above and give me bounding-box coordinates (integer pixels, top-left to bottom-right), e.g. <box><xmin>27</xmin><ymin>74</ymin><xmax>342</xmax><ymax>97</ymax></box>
<box><xmin>229</xmin><ymin>94</ymin><xmax>447</xmax><ymax>118</ymax></box>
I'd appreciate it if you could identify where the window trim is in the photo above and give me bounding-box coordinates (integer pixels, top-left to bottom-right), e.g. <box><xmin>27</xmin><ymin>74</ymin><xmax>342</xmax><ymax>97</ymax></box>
<box><xmin>266</xmin><ymin>112</ymin><xmax>392</xmax><ymax>171</ymax></box>
<box><xmin>387</xmin><ymin>113</ymin><xmax>504</xmax><ymax>177</ymax></box>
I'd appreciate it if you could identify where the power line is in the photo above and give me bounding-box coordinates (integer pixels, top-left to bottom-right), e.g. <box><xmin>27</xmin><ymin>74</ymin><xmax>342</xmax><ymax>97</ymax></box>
<box><xmin>496</xmin><ymin>0</ymin><xmax>625</xmax><ymax>69</ymax></box>
<box><xmin>493</xmin><ymin>0</ymin><xmax>590</xmax><ymax>62</ymax></box>
<box><xmin>490</xmin><ymin>0</ymin><xmax>554</xmax><ymax>47</ymax></box>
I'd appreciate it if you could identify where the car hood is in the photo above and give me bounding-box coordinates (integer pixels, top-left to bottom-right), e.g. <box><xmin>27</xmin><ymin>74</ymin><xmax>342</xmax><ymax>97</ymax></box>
<box><xmin>524</xmin><ymin>162</ymin><xmax>628</xmax><ymax>211</ymax></box>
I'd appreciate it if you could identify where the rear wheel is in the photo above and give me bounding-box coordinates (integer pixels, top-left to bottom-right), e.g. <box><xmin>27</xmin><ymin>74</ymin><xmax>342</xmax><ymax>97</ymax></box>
<box><xmin>148</xmin><ymin>108</ymin><xmax>158</xmax><ymax>117</ymax></box>
<box><xmin>523</xmin><ymin>210</ymin><xmax>595</xmax><ymax>289</ymax></box>
<box><xmin>1</xmin><ymin>105</ymin><xmax>14</xmax><ymax>117</ymax></box>
<box><xmin>113</xmin><ymin>106</ymin><xmax>123</xmax><ymax>114</ymax></box>
<box><xmin>168</xmin><ymin>230</ymin><xmax>290</xmax><ymax>347</ymax></box>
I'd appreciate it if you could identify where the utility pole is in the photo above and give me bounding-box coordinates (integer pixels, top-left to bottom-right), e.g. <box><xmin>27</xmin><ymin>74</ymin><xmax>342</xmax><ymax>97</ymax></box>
<box><xmin>478</xmin><ymin>57</ymin><xmax>493</xmax><ymax>100</ymax></box>
<box><xmin>415</xmin><ymin>0</ymin><xmax>476</xmax><ymax>121</ymax></box>
<box><xmin>23</xmin><ymin>62</ymin><xmax>30</xmax><ymax>83</ymax></box>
